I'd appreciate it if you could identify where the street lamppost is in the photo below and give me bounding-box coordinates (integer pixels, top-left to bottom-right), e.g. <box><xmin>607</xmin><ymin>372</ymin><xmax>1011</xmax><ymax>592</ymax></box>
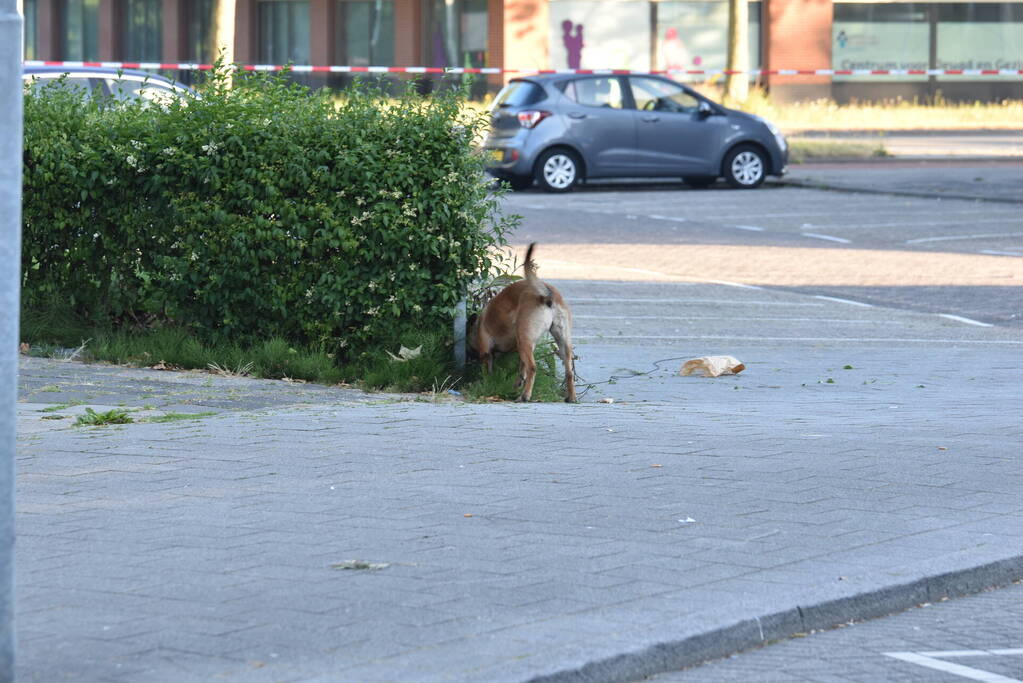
<box><xmin>0</xmin><ymin>0</ymin><xmax>22</xmax><ymax>679</ymax></box>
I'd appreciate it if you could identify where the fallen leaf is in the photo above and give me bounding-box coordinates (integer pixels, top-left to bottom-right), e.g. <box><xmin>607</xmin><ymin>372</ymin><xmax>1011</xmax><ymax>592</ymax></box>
<box><xmin>651</xmin><ymin>464</ymin><xmax>662</xmax><ymax>468</ymax></box>
<box><xmin>463</xmin><ymin>513</ymin><xmax>473</xmax><ymax>518</ymax></box>
<box><xmin>330</xmin><ymin>560</ymin><xmax>389</xmax><ymax>571</ymax></box>
<box><xmin>18</xmin><ymin>343</ymin><xmax>30</xmax><ymax>354</ymax></box>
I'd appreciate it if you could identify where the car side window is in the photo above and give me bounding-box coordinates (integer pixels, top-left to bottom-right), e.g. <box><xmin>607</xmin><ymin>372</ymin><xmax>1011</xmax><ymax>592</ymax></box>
<box><xmin>562</xmin><ymin>77</ymin><xmax>624</xmax><ymax>109</ymax></box>
<box><xmin>629</xmin><ymin>77</ymin><xmax>701</xmax><ymax>114</ymax></box>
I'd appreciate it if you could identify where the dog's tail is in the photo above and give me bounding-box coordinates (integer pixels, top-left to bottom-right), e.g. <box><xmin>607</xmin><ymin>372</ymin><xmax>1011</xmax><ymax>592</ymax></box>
<box><xmin>524</xmin><ymin>242</ymin><xmax>554</xmax><ymax>307</ymax></box>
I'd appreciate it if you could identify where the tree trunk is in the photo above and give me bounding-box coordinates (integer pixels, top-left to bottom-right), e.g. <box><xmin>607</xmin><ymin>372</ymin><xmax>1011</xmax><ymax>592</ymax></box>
<box><xmin>209</xmin><ymin>0</ymin><xmax>236</xmax><ymax>67</ymax></box>
<box><xmin>726</xmin><ymin>0</ymin><xmax>749</xmax><ymax>103</ymax></box>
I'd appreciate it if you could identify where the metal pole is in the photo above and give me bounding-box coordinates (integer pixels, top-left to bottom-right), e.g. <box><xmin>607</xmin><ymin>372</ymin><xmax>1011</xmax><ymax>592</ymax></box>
<box><xmin>0</xmin><ymin>0</ymin><xmax>22</xmax><ymax>679</ymax></box>
<box><xmin>452</xmin><ymin>298</ymin><xmax>466</xmax><ymax>372</ymax></box>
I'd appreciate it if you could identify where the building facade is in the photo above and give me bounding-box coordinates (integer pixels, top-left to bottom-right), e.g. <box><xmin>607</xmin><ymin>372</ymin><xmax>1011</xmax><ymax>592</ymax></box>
<box><xmin>20</xmin><ymin>0</ymin><xmax>1023</xmax><ymax>100</ymax></box>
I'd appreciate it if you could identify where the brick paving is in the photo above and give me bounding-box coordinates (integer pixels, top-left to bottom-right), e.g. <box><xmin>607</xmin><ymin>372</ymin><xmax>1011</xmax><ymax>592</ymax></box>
<box><xmin>15</xmin><ymin>320</ymin><xmax>1023</xmax><ymax>681</ymax></box>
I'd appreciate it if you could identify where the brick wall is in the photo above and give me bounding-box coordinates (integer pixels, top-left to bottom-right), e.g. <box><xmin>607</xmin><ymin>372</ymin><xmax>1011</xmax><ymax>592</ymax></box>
<box><xmin>763</xmin><ymin>0</ymin><xmax>834</xmax><ymax>100</ymax></box>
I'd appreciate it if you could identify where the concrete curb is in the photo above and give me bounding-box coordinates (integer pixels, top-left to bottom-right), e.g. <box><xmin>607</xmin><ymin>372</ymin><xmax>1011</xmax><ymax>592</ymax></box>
<box><xmin>769</xmin><ymin>176</ymin><xmax>1023</xmax><ymax>205</ymax></box>
<box><xmin>788</xmin><ymin>129</ymin><xmax>1023</xmax><ymax>138</ymax></box>
<box><xmin>530</xmin><ymin>555</ymin><xmax>1023</xmax><ymax>682</ymax></box>
<box><xmin>794</xmin><ymin>155</ymin><xmax>1023</xmax><ymax>165</ymax></box>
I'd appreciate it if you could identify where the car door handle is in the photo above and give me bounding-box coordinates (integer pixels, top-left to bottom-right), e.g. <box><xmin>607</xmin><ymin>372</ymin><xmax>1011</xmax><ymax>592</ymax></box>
<box><xmin>567</xmin><ymin>111</ymin><xmax>587</xmax><ymax>119</ymax></box>
<box><xmin>641</xmin><ymin>115</ymin><xmax>660</xmax><ymax>122</ymax></box>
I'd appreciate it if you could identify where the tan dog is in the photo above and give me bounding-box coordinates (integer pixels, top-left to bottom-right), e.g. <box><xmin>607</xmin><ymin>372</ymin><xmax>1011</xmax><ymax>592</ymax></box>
<box><xmin>469</xmin><ymin>243</ymin><xmax>577</xmax><ymax>403</ymax></box>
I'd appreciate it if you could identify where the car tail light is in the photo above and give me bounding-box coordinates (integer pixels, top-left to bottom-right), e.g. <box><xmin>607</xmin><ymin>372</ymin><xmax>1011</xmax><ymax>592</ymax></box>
<box><xmin>517</xmin><ymin>110</ymin><xmax>552</xmax><ymax>129</ymax></box>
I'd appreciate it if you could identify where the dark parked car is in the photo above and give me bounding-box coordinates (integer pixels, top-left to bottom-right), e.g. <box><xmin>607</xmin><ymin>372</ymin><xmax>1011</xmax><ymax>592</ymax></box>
<box><xmin>22</xmin><ymin>65</ymin><xmax>196</xmax><ymax>104</ymax></box>
<box><xmin>484</xmin><ymin>73</ymin><xmax>788</xmax><ymax>192</ymax></box>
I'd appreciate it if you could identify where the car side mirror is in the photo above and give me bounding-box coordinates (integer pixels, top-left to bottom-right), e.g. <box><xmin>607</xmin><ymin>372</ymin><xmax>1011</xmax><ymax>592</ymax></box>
<box><xmin>697</xmin><ymin>101</ymin><xmax>714</xmax><ymax>119</ymax></box>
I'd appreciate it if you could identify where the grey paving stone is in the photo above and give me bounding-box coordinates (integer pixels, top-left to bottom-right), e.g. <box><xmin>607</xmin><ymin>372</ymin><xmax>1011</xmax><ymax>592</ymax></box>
<box><xmin>15</xmin><ymin>331</ymin><xmax>1023</xmax><ymax>681</ymax></box>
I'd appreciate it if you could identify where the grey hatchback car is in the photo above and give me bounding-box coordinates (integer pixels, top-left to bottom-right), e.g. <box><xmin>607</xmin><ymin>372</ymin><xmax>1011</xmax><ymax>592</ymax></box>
<box><xmin>484</xmin><ymin>73</ymin><xmax>788</xmax><ymax>192</ymax></box>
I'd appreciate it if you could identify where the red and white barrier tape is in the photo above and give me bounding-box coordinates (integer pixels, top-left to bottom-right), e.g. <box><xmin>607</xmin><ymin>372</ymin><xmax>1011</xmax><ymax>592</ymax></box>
<box><xmin>23</xmin><ymin>61</ymin><xmax>1023</xmax><ymax>76</ymax></box>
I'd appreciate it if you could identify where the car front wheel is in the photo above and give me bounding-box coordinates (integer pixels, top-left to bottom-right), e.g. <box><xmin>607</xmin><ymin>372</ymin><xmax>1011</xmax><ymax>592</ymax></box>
<box><xmin>723</xmin><ymin>145</ymin><xmax>767</xmax><ymax>189</ymax></box>
<box><xmin>535</xmin><ymin>149</ymin><xmax>581</xmax><ymax>193</ymax></box>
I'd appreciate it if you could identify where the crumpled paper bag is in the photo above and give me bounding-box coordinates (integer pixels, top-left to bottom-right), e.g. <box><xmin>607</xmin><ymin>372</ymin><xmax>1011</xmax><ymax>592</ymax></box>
<box><xmin>679</xmin><ymin>356</ymin><xmax>745</xmax><ymax>377</ymax></box>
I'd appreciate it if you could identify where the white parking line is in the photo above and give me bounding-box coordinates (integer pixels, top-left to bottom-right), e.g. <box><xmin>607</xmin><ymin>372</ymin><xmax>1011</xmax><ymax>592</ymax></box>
<box><xmin>885</xmin><ymin>650</ymin><xmax>1023</xmax><ymax>682</ymax></box>
<box><xmin>802</xmin><ymin>232</ymin><xmax>853</xmax><ymax>244</ymax></box>
<box><xmin>732</xmin><ymin>225</ymin><xmax>766</xmax><ymax>231</ymax></box>
<box><xmin>938</xmin><ymin>314</ymin><xmax>995</xmax><ymax>327</ymax></box>
<box><xmin>813</xmin><ymin>295</ymin><xmax>874</xmax><ymax>308</ymax></box>
<box><xmin>647</xmin><ymin>214</ymin><xmax>688</xmax><ymax>222</ymax></box>
<box><xmin>980</xmin><ymin>250</ymin><xmax>1023</xmax><ymax>257</ymax></box>
<box><xmin>575</xmin><ymin>335</ymin><xmax>1023</xmax><ymax>344</ymax></box>
<box><xmin>704</xmin><ymin>280</ymin><xmax>764</xmax><ymax>290</ymax></box>
<box><xmin>570</xmin><ymin>298</ymin><xmax>825</xmax><ymax>306</ymax></box>
<box><xmin>906</xmin><ymin>231</ymin><xmax>1023</xmax><ymax>245</ymax></box>
<box><xmin>575</xmin><ymin>316</ymin><xmax>903</xmax><ymax>324</ymax></box>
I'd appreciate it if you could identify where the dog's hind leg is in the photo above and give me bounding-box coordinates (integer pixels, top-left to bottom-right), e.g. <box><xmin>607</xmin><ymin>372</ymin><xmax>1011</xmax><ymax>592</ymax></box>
<box><xmin>515</xmin><ymin>346</ymin><xmax>536</xmax><ymax>402</ymax></box>
<box><xmin>550</xmin><ymin>316</ymin><xmax>577</xmax><ymax>403</ymax></box>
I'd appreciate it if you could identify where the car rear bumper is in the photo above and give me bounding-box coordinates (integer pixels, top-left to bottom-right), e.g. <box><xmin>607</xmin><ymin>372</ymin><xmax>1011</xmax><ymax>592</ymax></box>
<box><xmin>484</xmin><ymin>144</ymin><xmax>533</xmax><ymax>178</ymax></box>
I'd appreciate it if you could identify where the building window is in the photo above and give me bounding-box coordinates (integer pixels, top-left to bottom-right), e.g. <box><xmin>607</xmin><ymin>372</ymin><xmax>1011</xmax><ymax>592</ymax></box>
<box><xmin>61</xmin><ymin>0</ymin><xmax>99</xmax><ymax>61</ymax></box>
<box><xmin>654</xmin><ymin>0</ymin><xmax>762</xmax><ymax>78</ymax></box>
<box><xmin>123</xmin><ymin>0</ymin><xmax>163</xmax><ymax>61</ymax></box>
<box><xmin>426</xmin><ymin>0</ymin><xmax>487</xmax><ymax>68</ymax></box>
<box><xmin>936</xmin><ymin>3</ymin><xmax>1023</xmax><ymax>81</ymax></box>
<box><xmin>23</xmin><ymin>0</ymin><xmax>38</xmax><ymax>59</ymax></box>
<box><xmin>832</xmin><ymin>3</ymin><xmax>930</xmax><ymax>81</ymax></box>
<box><xmin>336</xmin><ymin>0</ymin><xmax>395</xmax><ymax>66</ymax></box>
<box><xmin>187</xmin><ymin>0</ymin><xmax>215</xmax><ymax>63</ymax></box>
<box><xmin>258</xmin><ymin>0</ymin><xmax>311</xmax><ymax>64</ymax></box>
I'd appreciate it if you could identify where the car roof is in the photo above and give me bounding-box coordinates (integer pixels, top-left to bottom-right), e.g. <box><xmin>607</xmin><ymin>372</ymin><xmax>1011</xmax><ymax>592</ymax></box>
<box><xmin>512</xmin><ymin>72</ymin><xmax>675</xmax><ymax>87</ymax></box>
<box><xmin>22</xmin><ymin>65</ymin><xmax>178</xmax><ymax>83</ymax></box>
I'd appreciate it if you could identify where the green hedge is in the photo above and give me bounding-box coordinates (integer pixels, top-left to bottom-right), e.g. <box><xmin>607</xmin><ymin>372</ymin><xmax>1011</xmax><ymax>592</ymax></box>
<box><xmin>22</xmin><ymin>69</ymin><xmax>514</xmax><ymax>354</ymax></box>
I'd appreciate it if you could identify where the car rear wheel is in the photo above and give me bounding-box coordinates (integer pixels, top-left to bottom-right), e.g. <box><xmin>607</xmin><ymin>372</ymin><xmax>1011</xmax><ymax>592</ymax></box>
<box><xmin>535</xmin><ymin>149</ymin><xmax>581</xmax><ymax>193</ymax></box>
<box><xmin>723</xmin><ymin>145</ymin><xmax>767</xmax><ymax>189</ymax></box>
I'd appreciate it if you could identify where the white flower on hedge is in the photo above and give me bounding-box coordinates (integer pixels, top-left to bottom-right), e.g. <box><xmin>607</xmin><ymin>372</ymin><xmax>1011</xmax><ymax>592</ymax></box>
<box><xmin>130</xmin><ymin>140</ymin><xmax>144</xmax><ymax>150</ymax></box>
<box><xmin>412</xmin><ymin>304</ymin><xmax>422</xmax><ymax>313</ymax></box>
<box><xmin>126</xmin><ymin>155</ymin><xmax>138</xmax><ymax>168</ymax></box>
<box><xmin>366</xmin><ymin>306</ymin><xmax>380</xmax><ymax>316</ymax></box>
<box><xmin>445</xmin><ymin>171</ymin><xmax>459</xmax><ymax>183</ymax></box>
<box><xmin>162</xmin><ymin>147</ymin><xmax>177</xmax><ymax>156</ymax></box>
<box><xmin>367</xmin><ymin>281</ymin><xmax>378</xmax><ymax>290</ymax></box>
<box><xmin>350</xmin><ymin>211</ymin><xmax>373</xmax><ymax>226</ymax></box>
<box><xmin>202</xmin><ymin>142</ymin><xmax>219</xmax><ymax>154</ymax></box>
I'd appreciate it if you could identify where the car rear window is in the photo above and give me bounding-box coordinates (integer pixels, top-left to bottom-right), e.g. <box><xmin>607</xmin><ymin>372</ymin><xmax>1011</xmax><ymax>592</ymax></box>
<box><xmin>493</xmin><ymin>81</ymin><xmax>546</xmax><ymax>108</ymax></box>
